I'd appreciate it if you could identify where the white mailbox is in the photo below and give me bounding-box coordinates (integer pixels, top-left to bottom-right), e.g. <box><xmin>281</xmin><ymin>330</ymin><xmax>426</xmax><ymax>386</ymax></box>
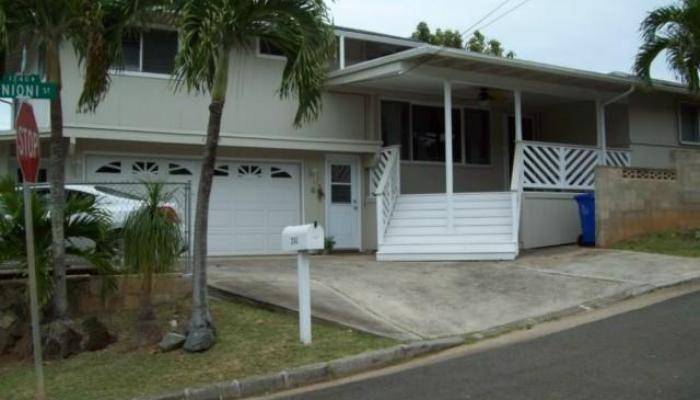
<box><xmin>282</xmin><ymin>223</ymin><xmax>324</xmax><ymax>252</ymax></box>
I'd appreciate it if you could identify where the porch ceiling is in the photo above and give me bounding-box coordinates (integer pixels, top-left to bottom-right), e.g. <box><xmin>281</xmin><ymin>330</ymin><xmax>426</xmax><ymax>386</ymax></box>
<box><xmin>327</xmin><ymin>46</ymin><xmax>678</xmax><ymax>101</ymax></box>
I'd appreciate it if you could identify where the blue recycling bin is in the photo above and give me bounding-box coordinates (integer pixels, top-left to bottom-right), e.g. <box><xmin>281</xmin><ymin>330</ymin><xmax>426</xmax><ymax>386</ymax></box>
<box><xmin>574</xmin><ymin>192</ymin><xmax>596</xmax><ymax>246</ymax></box>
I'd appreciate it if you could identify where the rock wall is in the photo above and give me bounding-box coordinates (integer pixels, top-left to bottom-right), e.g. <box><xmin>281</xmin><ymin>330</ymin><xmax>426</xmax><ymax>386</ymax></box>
<box><xmin>596</xmin><ymin>150</ymin><xmax>700</xmax><ymax>247</ymax></box>
<box><xmin>0</xmin><ymin>273</ymin><xmax>191</xmax><ymax>355</ymax></box>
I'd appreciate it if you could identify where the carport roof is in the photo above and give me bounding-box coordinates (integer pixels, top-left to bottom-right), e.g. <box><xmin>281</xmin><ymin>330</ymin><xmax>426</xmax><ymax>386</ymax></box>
<box><xmin>327</xmin><ymin>45</ymin><xmax>693</xmax><ymax>98</ymax></box>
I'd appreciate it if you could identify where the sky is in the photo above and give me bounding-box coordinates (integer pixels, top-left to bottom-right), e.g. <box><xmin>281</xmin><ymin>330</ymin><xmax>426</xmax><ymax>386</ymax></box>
<box><xmin>329</xmin><ymin>0</ymin><xmax>677</xmax><ymax>81</ymax></box>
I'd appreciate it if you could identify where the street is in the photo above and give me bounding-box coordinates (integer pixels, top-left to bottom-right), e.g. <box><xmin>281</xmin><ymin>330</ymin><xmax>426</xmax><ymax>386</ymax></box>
<box><xmin>271</xmin><ymin>290</ymin><xmax>700</xmax><ymax>400</ymax></box>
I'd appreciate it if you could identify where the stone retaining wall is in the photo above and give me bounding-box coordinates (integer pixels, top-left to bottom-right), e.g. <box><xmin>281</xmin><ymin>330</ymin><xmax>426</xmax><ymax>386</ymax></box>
<box><xmin>596</xmin><ymin>150</ymin><xmax>700</xmax><ymax>247</ymax></box>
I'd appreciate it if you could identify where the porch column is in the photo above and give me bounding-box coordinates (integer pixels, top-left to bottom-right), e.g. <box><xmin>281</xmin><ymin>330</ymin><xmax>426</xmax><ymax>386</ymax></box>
<box><xmin>596</xmin><ymin>100</ymin><xmax>607</xmax><ymax>165</ymax></box>
<box><xmin>444</xmin><ymin>80</ymin><xmax>454</xmax><ymax>231</ymax></box>
<box><xmin>514</xmin><ymin>90</ymin><xmax>523</xmax><ymax>142</ymax></box>
<box><xmin>339</xmin><ymin>35</ymin><xmax>346</xmax><ymax>70</ymax></box>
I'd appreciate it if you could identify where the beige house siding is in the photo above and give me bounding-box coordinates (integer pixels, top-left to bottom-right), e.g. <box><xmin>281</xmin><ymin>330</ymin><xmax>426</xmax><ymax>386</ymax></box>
<box><xmin>59</xmin><ymin>46</ymin><xmax>369</xmax><ymax>146</ymax></box>
<box><xmin>627</xmin><ymin>91</ymin><xmax>700</xmax><ymax>169</ymax></box>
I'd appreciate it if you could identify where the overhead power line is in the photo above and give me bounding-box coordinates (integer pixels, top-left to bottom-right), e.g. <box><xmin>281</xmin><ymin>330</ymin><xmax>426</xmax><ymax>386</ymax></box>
<box><xmin>461</xmin><ymin>0</ymin><xmax>513</xmax><ymax>37</ymax></box>
<box><xmin>474</xmin><ymin>0</ymin><xmax>535</xmax><ymax>33</ymax></box>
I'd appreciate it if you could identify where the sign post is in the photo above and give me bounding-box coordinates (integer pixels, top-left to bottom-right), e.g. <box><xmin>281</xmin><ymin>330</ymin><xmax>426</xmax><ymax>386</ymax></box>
<box><xmin>16</xmin><ymin>101</ymin><xmax>45</xmax><ymax>400</ymax></box>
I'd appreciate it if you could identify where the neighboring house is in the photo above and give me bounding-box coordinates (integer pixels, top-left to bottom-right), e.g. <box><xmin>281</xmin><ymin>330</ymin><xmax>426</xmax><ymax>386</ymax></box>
<box><xmin>0</xmin><ymin>26</ymin><xmax>698</xmax><ymax>260</ymax></box>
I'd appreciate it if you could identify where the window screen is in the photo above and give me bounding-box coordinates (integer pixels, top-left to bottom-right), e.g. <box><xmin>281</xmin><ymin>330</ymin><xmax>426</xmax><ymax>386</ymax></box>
<box><xmin>680</xmin><ymin>104</ymin><xmax>700</xmax><ymax>144</ymax></box>
<box><xmin>142</xmin><ymin>30</ymin><xmax>178</xmax><ymax>74</ymax></box>
<box><xmin>411</xmin><ymin>105</ymin><xmax>461</xmax><ymax>162</ymax></box>
<box><xmin>121</xmin><ymin>34</ymin><xmax>141</xmax><ymax>71</ymax></box>
<box><xmin>381</xmin><ymin>101</ymin><xmax>411</xmax><ymax>160</ymax></box>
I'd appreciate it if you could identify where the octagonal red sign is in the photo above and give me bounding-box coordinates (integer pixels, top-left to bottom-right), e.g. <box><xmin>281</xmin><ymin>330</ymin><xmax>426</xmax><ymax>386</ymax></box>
<box><xmin>15</xmin><ymin>102</ymin><xmax>40</xmax><ymax>183</ymax></box>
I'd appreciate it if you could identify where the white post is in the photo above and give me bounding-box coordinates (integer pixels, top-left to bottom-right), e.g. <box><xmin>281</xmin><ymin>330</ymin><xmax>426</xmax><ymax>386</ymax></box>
<box><xmin>596</xmin><ymin>100</ymin><xmax>607</xmax><ymax>165</ymax></box>
<box><xmin>443</xmin><ymin>81</ymin><xmax>454</xmax><ymax>231</ymax></box>
<box><xmin>297</xmin><ymin>251</ymin><xmax>312</xmax><ymax>345</ymax></box>
<box><xmin>514</xmin><ymin>90</ymin><xmax>523</xmax><ymax>142</ymax></box>
<box><xmin>23</xmin><ymin>183</ymin><xmax>45</xmax><ymax>400</ymax></box>
<box><xmin>339</xmin><ymin>35</ymin><xmax>346</xmax><ymax>70</ymax></box>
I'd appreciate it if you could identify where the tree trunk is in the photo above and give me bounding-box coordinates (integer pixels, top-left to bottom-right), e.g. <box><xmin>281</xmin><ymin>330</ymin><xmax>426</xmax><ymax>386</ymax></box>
<box><xmin>183</xmin><ymin>101</ymin><xmax>222</xmax><ymax>352</ymax></box>
<box><xmin>137</xmin><ymin>271</ymin><xmax>155</xmax><ymax>321</ymax></box>
<box><xmin>46</xmin><ymin>41</ymin><xmax>68</xmax><ymax>321</ymax></box>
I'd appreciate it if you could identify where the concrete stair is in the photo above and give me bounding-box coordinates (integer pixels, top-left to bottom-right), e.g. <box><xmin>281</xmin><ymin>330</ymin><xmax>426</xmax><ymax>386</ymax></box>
<box><xmin>376</xmin><ymin>192</ymin><xmax>518</xmax><ymax>261</ymax></box>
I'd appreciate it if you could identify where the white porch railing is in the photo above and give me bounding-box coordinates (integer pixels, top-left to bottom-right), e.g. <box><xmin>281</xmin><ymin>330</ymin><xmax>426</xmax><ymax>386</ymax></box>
<box><xmin>521</xmin><ymin>141</ymin><xmax>631</xmax><ymax>191</ymax></box>
<box><xmin>371</xmin><ymin>146</ymin><xmax>401</xmax><ymax>246</ymax></box>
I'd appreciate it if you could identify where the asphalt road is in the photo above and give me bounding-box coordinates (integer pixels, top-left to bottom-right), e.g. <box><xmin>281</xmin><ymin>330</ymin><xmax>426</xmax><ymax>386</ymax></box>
<box><xmin>277</xmin><ymin>291</ymin><xmax>700</xmax><ymax>400</ymax></box>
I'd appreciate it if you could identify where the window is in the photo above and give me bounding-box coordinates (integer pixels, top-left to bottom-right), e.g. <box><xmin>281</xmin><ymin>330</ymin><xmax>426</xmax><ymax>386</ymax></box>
<box><xmin>237</xmin><ymin>165</ymin><xmax>262</xmax><ymax>178</ymax></box>
<box><xmin>258</xmin><ymin>39</ymin><xmax>285</xmax><ymax>58</ymax></box>
<box><xmin>132</xmin><ymin>161</ymin><xmax>159</xmax><ymax>174</ymax></box>
<box><xmin>117</xmin><ymin>29</ymin><xmax>178</xmax><ymax>74</ymax></box>
<box><xmin>380</xmin><ymin>100</ymin><xmax>464</xmax><ymax>163</ymax></box>
<box><xmin>412</xmin><ymin>105</ymin><xmax>461</xmax><ymax>162</ymax></box>
<box><xmin>381</xmin><ymin>101</ymin><xmax>411</xmax><ymax>160</ymax></box>
<box><xmin>168</xmin><ymin>163</ymin><xmax>192</xmax><ymax>176</ymax></box>
<box><xmin>464</xmin><ymin>109</ymin><xmax>491</xmax><ymax>164</ymax></box>
<box><xmin>679</xmin><ymin>103</ymin><xmax>700</xmax><ymax>144</ymax></box>
<box><xmin>95</xmin><ymin>161</ymin><xmax>122</xmax><ymax>174</ymax></box>
<box><xmin>214</xmin><ymin>165</ymin><xmax>229</xmax><ymax>177</ymax></box>
<box><xmin>330</xmin><ymin>165</ymin><xmax>352</xmax><ymax>203</ymax></box>
<box><xmin>271</xmin><ymin>167</ymin><xmax>292</xmax><ymax>179</ymax></box>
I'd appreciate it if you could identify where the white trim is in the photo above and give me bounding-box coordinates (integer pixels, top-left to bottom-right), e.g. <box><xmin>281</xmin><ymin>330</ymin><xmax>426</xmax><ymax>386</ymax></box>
<box><xmin>65</xmin><ymin>124</ymin><xmax>382</xmax><ymax>154</ymax></box>
<box><xmin>338</xmin><ymin>35</ymin><xmax>346</xmax><ymax>70</ymax></box>
<box><xmin>333</xmin><ymin>28</ymin><xmax>422</xmax><ymax>49</ymax></box>
<box><xmin>108</xmin><ymin>69</ymin><xmax>172</xmax><ymax>80</ymax></box>
<box><xmin>324</xmin><ymin>154</ymin><xmax>362</xmax><ymax>250</ymax></box>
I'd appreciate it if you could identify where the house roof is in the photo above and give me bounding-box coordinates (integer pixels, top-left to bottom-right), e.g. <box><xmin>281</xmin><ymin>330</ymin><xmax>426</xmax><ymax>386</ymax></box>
<box><xmin>327</xmin><ymin>30</ymin><xmax>692</xmax><ymax>97</ymax></box>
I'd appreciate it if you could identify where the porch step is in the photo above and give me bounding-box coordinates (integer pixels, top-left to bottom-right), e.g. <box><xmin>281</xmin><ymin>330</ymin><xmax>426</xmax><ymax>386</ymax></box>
<box><xmin>383</xmin><ymin>233</ymin><xmax>513</xmax><ymax>245</ymax></box>
<box><xmin>392</xmin><ymin>208</ymin><xmax>511</xmax><ymax>219</ymax></box>
<box><xmin>398</xmin><ymin>192</ymin><xmax>513</xmax><ymax>203</ymax></box>
<box><xmin>377</xmin><ymin>192</ymin><xmax>518</xmax><ymax>261</ymax></box>
<box><xmin>387</xmin><ymin>224</ymin><xmax>512</xmax><ymax>235</ymax></box>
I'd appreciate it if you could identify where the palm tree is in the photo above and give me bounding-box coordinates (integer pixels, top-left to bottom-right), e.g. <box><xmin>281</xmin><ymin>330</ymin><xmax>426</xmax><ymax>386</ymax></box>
<box><xmin>173</xmin><ymin>0</ymin><xmax>335</xmax><ymax>352</ymax></box>
<box><xmin>0</xmin><ymin>176</ymin><xmax>119</xmax><ymax>305</ymax></box>
<box><xmin>122</xmin><ymin>182</ymin><xmax>183</xmax><ymax>321</ymax></box>
<box><xmin>634</xmin><ymin>0</ymin><xmax>700</xmax><ymax>92</ymax></box>
<box><xmin>0</xmin><ymin>0</ymin><xmax>161</xmax><ymax>322</ymax></box>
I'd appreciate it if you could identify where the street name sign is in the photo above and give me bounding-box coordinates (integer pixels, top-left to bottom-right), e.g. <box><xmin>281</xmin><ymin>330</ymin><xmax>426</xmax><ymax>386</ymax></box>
<box><xmin>1</xmin><ymin>74</ymin><xmax>56</xmax><ymax>100</ymax></box>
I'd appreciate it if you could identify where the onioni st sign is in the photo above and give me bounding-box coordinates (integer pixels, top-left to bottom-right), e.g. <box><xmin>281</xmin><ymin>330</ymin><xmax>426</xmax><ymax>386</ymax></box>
<box><xmin>15</xmin><ymin>102</ymin><xmax>41</xmax><ymax>183</ymax></box>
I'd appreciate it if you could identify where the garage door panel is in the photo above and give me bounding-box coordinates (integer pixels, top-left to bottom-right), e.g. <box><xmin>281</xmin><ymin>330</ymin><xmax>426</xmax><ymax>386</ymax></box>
<box><xmin>87</xmin><ymin>155</ymin><xmax>301</xmax><ymax>256</ymax></box>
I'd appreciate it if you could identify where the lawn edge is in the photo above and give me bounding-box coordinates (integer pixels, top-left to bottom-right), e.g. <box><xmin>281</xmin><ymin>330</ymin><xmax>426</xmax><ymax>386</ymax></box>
<box><xmin>133</xmin><ymin>336</ymin><xmax>464</xmax><ymax>400</ymax></box>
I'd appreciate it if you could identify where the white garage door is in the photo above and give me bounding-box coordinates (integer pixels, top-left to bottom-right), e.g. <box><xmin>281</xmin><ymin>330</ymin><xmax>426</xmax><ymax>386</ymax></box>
<box><xmin>85</xmin><ymin>156</ymin><xmax>301</xmax><ymax>256</ymax></box>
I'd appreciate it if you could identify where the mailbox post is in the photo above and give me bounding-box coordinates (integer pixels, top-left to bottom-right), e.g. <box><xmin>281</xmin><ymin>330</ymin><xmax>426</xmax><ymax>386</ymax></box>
<box><xmin>282</xmin><ymin>223</ymin><xmax>324</xmax><ymax>345</ymax></box>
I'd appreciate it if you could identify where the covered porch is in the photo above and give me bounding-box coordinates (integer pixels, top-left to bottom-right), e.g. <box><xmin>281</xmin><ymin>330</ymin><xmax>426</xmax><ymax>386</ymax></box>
<box><xmin>327</xmin><ymin>46</ymin><xmax>634</xmax><ymax>260</ymax></box>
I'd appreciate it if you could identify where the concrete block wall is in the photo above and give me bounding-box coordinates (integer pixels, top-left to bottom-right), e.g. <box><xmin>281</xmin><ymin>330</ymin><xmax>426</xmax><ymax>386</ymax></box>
<box><xmin>596</xmin><ymin>149</ymin><xmax>700</xmax><ymax>247</ymax></box>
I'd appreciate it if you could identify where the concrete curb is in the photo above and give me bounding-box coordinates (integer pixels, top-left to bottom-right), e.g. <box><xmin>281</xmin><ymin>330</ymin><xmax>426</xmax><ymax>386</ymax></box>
<box><xmin>465</xmin><ymin>276</ymin><xmax>700</xmax><ymax>342</ymax></box>
<box><xmin>133</xmin><ymin>336</ymin><xmax>464</xmax><ymax>400</ymax></box>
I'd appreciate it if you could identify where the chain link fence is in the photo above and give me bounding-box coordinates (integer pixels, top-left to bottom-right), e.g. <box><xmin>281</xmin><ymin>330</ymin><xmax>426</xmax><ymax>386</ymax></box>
<box><xmin>70</xmin><ymin>181</ymin><xmax>193</xmax><ymax>273</ymax></box>
<box><xmin>0</xmin><ymin>181</ymin><xmax>193</xmax><ymax>274</ymax></box>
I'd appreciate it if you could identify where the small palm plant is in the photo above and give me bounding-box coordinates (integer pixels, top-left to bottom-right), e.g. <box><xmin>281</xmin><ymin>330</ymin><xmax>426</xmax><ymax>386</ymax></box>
<box><xmin>0</xmin><ymin>176</ymin><xmax>118</xmax><ymax>305</ymax></box>
<box><xmin>122</xmin><ymin>182</ymin><xmax>183</xmax><ymax>321</ymax></box>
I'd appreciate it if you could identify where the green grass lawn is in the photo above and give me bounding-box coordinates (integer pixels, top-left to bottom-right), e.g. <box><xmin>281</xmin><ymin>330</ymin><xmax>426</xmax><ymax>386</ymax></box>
<box><xmin>0</xmin><ymin>299</ymin><xmax>396</xmax><ymax>400</ymax></box>
<box><xmin>613</xmin><ymin>229</ymin><xmax>700</xmax><ymax>257</ymax></box>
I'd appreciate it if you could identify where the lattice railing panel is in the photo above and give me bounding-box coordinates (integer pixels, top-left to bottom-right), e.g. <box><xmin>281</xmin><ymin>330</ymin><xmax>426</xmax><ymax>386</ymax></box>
<box><xmin>521</xmin><ymin>142</ymin><xmax>631</xmax><ymax>191</ymax></box>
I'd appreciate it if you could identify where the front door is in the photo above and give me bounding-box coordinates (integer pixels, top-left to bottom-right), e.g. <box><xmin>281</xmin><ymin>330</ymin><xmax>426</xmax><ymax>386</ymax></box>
<box><xmin>326</xmin><ymin>157</ymin><xmax>360</xmax><ymax>250</ymax></box>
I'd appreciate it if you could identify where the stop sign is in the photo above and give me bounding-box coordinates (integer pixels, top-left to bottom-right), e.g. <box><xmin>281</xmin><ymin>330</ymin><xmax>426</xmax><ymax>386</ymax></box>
<box><xmin>15</xmin><ymin>102</ymin><xmax>40</xmax><ymax>183</ymax></box>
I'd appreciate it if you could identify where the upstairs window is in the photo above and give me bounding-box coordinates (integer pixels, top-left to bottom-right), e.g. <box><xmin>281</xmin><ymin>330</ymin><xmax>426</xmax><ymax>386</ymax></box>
<box><xmin>679</xmin><ymin>103</ymin><xmax>700</xmax><ymax>145</ymax></box>
<box><xmin>258</xmin><ymin>39</ymin><xmax>286</xmax><ymax>58</ymax></box>
<box><xmin>119</xmin><ymin>29</ymin><xmax>178</xmax><ymax>74</ymax></box>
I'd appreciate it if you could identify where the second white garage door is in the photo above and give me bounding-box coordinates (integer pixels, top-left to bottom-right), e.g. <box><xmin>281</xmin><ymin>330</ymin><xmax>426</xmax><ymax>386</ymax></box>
<box><xmin>85</xmin><ymin>156</ymin><xmax>302</xmax><ymax>256</ymax></box>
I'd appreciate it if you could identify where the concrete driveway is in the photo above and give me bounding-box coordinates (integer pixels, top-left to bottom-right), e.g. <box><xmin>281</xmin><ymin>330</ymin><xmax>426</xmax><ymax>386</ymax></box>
<box><xmin>207</xmin><ymin>247</ymin><xmax>700</xmax><ymax>341</ymax></box>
